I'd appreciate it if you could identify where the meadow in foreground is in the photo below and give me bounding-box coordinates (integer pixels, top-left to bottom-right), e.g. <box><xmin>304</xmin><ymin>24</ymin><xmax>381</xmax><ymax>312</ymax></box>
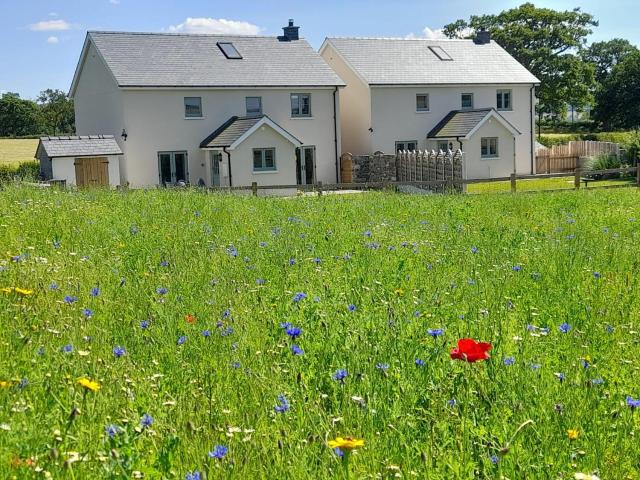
<box><xmin>1</xmin><ymin>185</ymin><xmax>640</xmax><ymax>479</ymax></box>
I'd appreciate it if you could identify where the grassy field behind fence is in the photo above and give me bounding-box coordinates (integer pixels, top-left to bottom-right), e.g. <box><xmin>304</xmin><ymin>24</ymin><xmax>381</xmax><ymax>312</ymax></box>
<box><xmin>1</xmin><ymin>187</ymin><xmax>640</xmax><ymax>479</ymax></box>
<box><xmin>0</xmin><ymin>139</ymin><xmax>38</xmax><ymax>166</ymax></box>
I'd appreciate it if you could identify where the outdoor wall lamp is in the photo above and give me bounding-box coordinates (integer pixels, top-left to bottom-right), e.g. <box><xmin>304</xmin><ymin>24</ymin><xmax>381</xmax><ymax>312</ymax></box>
<box><xmin>121</xmin><ymin>129</ymin><xmax>128</xmax><ymax>141</ymax></box>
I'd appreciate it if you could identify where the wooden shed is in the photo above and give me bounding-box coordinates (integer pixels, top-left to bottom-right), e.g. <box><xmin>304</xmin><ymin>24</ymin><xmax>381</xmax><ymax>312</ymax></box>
<box><xmin>36</xmin><ymin>135</ymin><xmax>123</xmax><ymax>187</ymax></box>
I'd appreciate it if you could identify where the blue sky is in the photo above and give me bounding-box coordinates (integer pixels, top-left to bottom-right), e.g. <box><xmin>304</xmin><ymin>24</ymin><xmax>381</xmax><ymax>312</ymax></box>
<box><xmin>1</xmin><ymin>0</ymin><xmax>638</xmax><ymax>99</ymax></box>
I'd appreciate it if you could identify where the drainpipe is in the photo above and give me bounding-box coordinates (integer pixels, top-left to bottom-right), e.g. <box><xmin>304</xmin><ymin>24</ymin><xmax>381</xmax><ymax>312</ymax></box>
<box><xmin>223</xmin><ymin>147</ymin><xmax>232</xmax><ymax>187</ymax></box>
<box><xmin>456</xmin><ymin>137</ymin><xmax>463</xmax><ymax>150</ymax></box>
<box><xmin>333</xmin><ymin>86</ymin><xmax>339</xmax><ymax>183</ymax></box>
<box><xmin>530</xmin><ymin>84</ymin><xmax>535</xmax><ymax>174</ymax></box>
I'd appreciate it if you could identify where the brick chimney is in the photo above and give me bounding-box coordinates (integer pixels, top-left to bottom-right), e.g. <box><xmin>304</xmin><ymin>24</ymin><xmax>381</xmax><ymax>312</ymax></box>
<box><xmin>474</xmin><ymin>28</ymin><xmax>491</xmax><ymax>45</ymax></box>
<box><xmin>279</xmin><ymin>19</ymin><xmax>299</xmax><ymax>41</ymax></box>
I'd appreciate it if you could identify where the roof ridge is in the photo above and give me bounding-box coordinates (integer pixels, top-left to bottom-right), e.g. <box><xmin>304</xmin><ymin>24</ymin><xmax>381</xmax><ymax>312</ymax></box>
<box><xmin>88</xmin><ymin>30</ymin><xmax>307</xmax><ymax>40</ymax></box>
<box><xmin>327</xmin><ymin>36</ymin><xmax>480</xmax><ymax>42</ymax></box>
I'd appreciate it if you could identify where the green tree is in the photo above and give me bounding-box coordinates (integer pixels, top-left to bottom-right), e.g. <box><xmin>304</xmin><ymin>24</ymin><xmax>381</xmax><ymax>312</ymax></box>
<box><xmin>443</xmin><ymin>3</ymin><xmax>597</xmax><ymax>121</ymax></box>
<box><xmin>582</xmin><ymin>39</ymin><xmax>638</xmax><ymax>83</ymax></box>
<box><xmin>37</xmin><ymin>89</ymin><xmax>75</xmax><ymax>135</ymax></box>
<box><xmin>0</xmin><ymin>93</ymin><xmax>41</xmax><ymax>137</ymax></box>
<box><xmin>593</xmin><ymin>51</ymin><xmax>640</xmax><ymax>130</ymax></box>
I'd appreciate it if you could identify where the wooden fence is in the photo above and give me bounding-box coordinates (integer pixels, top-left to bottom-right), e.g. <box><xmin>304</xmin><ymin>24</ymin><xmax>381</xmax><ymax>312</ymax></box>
<box><xmin>396</xmin><ymin>149</ymin><xmax>464</xmax><ymax>185</ymax></box>
<box><xmin>536</xmin><ymin>140</ymin><xmax>621</xmax><ymax>173</ymax></box>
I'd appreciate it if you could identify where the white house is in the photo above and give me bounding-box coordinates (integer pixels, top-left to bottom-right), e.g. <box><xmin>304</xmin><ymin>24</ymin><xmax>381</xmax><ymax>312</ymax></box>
<box><xmin>67</xmin><ymin>20</ymin><xmax>344</xmax><ymax>188</ymax></box>
<box><xmin>320</xmin><ymin>31</ymin><xmax>541</xmax><ymax>178</ymax></box>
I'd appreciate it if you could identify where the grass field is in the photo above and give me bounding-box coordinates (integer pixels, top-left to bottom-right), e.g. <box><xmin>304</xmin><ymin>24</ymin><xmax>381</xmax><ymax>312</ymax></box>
<box><xmin>467</xmin><ymin>177</ymin><xmax>636</xmax><ymax>194</ymax></box>
<box><xmin>0</xmin><ymin>139</ymin><xmax>38</xmax><ymax>165</ymax></box>
<box><xmin>1</xmin><ymin>186</ymin><xmax>640</xmax><ymax>479</ymax></box>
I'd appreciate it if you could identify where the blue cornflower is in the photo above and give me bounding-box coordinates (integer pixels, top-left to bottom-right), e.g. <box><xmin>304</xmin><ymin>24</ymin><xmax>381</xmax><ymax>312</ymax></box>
<box><xmin>61</xmin><ymin>344</ymin><xmax>73</xmax><ymax>353</ymax></box>
<box><xmin>363</xmin><ymin>230</ymin><xmax>372</xmax><ymax>237</ymax></box>
<box><xmin>291</xmin><ymin>344</ymin><xmax>304</xmax><ymax>355</ymax></box>
<box><xmin>347</xmin><ymin>304</ymin><xmax>357</xmax><ymax>312</ymax></box>
<box><xmin>202</xmin><ymin>330</ymin><xmax>211</xmax><ymax>338</ymax></box>
<box><xmin>256</xmin><ymin>278</ymin><xmax>265</xmax><ymax>285</ymax></box>
<box><xmin>427</xmin><ymin>328</ymin><xmax>444</xmax><ymax>338</ymax></box>
<box><xmin>313</xmin><ymin>257</ymin><xmax>322</xmax><ymax>264</ymax></box>
<box><xmin>160</xmin><ymin>260</ymin><xmax>170</xmax><ymax>267</ymax></box>
<box><xmin>90</xmin><ymin>287</ymin><xmax>100</xmax><ymax>297</ymax></box>
<box><xmin>156</xmin><ymin>287</ymin><xmax>168</xmax><ymax>295</ymax></box>
<box><xmin>288</xmin><ymin>258</ymin><xmax>297</xmax><ymax>266</ymax></box>
<box><xmin>606</xmin><ymin>325</ymin><xmax>614</xmax><ymax>333</ymax></box>
<box><xmin>447</xmin><ymin>399</ymin><xmax>457</xmax><ymax>407</ymax></box>
<box><xmin>530</xmin><ymin>363</ymin><xmax>541</xmax><ymax>370</ymax></box>
<box><xmin>581</xmin><ymin>359</ymin><xmax>590</xmax><ymax>369</ymax></box>
<box><xmin>415</xmin><ymin>358</ymin><xmax>425</xmax><ymax>366</ymax></box>
<box><xmin>222</xmin><ymin>309</ymin><xmax>231</xmax><ymax>318</ymax></box>
<box><xmin>53</xmin><ymin>239</ymin><xmax>61</xmax><ymax>249</ymax></box>
<box><xmin>489</xmin><ymin>454</ymin><xmax>500</xmax><ymax>465</ymax></box>
<box><xmin>231</xmin><ymin>361</ymin><xmax>241</xmax><ymax>369</ymax></box>
<box><xmin>274</xmin><ymin>394</ymin><xmax>290</xmax><ymax>413</ymax></box>
<box><xmin>285</xmin><ymin>326</ymin><xmax>302</xmax><ymax>340</ymax></box>
<box><xmin>49</xmin><ymin>282</ymin><xmax>59</xmax><ymax>291</ymax></box>
<box><xmin>226</xmin><ymin>246</ymin><xmax>238</xmax><ymax>257</ymax></box>
<box><xmin>626</xmin><ymin>396</ymin><xmax>640</xmax><ymax>409</ymax></box>
<box><xmin>18</xmin><ymin>378</ymin><xmax>28</xmax><ymax>389</ymax></box>
<box><xmin>280</xmin><ymin>322</ymin><xmax>292</xmax><ymax>329</ymax></box>
<box><xmin>332</xmin><ymin>369</ymin><xmax>348</xmax><ymax>382</ymax></box>
<box><xmin>140</xmin><ymin>320</ymin><xmax>150</xmax><ymax>329</ymax></box>
<box><xmin>366</xmin><ymin>242</ymin><xmax>380</xmax><ymax>249</ymax></box>
<box><xmin>130</xmin><ymin>225</ymin><xmax>138</xmax><ymax>235</ymax></box>
<box><xmin>512</xmin><ymin>265</ymin><xmax>521</xmax><ymax>272</ymax></box>
<box><xmin>37</xmin><ymin>346</ymin><xmax>45</xmax><ymax>356</ymax></box>
<box><xmin>471</xmin><ymin>246</ymin><xmax>478</xmax><ymax>253</ymax></box>
<box><xmin>591</xmin><ymin>378</ymin><xmax>604</xmax><ymax>385</ymax></box>
<box><xmin>64</xmin><ymin>295</ymin><xmax>78</xmax><ymax>304</ymax></box>
<box><xmin>112</xmin><ymin>346</ymin><xmax>126</xmax><ymax>358</ymax></box>
<box><xmin>292</xmin><ymin>292</ymin><xmax>307</xmax><ymax>302</ymax></box>
<box><xmin>221</xmin><ymin>326</ymin><xmax>234</xmax><ymax>337</ymax></box>
<box><xmin>539</xmin><ymin>327</ymin><xmax>550</xmax><ymax>335</ymax></box>
<box><xmin>208</xmin><ymin>445</ymin><xmax>228</xmax><ymax>460</ymax></box>
<box><xmin>503</xmin><ymin>357</ymin><xmax>515</xmax><ymax>366</ymax></box>
<box><xmin>555</xmin><ymin>372</ymin><xmax>566</xmax><ymax>383</ymax></box>
<box><xmin>82</xmin><ymin>308</ymin><xmax>93</xmax><ymax>318</ymax></box>
<box><xmin>313</xmin><ymin>296</ymin><xmax>321</xmax><ymax>302</ymax></box>
<box><xmin>413</xmin><ymin>311</ymin><xmax>421</xmax><ymax>318</ymax></box>
<box><xmin>105</xmin><ymin>424</ymin><xmax>120</xmax><ymax>438</ymax></box>
<box><xmin>559</xmin><ymin>323</ymin><xmax>572</xmax><ymax>333</ymax></box>
<box><xmin>333</xmin><ymin>447</ymin><xmax>344</xmax><ymax>458</ymax></box>
<box><xmin>141</xmin><ymin>413</ymin><xmax>153</xmax><ymax>428</ymax></box>
<box><xmin>376</xmin><ymin>363</ymin><xmax>389</xmax><ymax>371</ymax></box>
<box><xmin>259</xmin><ymin>241</ymin><xmax>267</xmax><ymax>247</ymax></box>
<box><xmin>185</xmin><ymin>472</ymin><xmax>201</xmax><ymax>480</ymax></box>
<box><xmin>593</xmin><ymin>271</ymin><xmax>601</xmax><ymax>279</ymax></box>
<box><xmin>177</xmin><ymin>335</ymin><xmax>187</xmax><ymax>345</ymax></box>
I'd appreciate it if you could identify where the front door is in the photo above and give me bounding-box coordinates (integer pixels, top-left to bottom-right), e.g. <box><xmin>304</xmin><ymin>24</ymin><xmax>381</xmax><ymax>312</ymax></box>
<box><xmin>210</xmin><ymin>151</ymin><xmax>222</xmax><ymax>186</ymax></box>
<box><xmin>74</xmin><ymin>157</ymin><xmax>109</xmax><ymax>187</ymax></box>
<box><xmin>158</xmin><ymin>151</ymin><xmax>189</xmax><ymax>186</ymax></box>
<box><xmin>296</xmin><ymin>146</ymin><xmax>315</xmax><ymax>185</ymax></box>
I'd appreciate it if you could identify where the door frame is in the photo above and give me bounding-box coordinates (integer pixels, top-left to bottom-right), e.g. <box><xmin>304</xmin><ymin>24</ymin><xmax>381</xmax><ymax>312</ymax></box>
<box><xmin>296</xmin><ymin>146</ymin><xmax>316</xmax><ymax>185</ymax></box>
<box><xmin>158</xmin><ymin>151</ymin><xmax>189</xmax><ymax>186</ymax></box>
<box><xmin>210</xmin><ymin>150</ymin><xmax>223</xmax><ymax>187</ymax></box>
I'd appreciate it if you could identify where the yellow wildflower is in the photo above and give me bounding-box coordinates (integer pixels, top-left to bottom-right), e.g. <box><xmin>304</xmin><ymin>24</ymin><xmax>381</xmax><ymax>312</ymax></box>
<box><xmin>394</xmin><ymin>288</ymin><xmax>404</xmax><ymax>296</ymax></box>
<box><xmin>0</xmin><ymin>287</ymin><xmax>12</xmax><ymax>294</ymax></box>
<box><xmin>0</xmin><ymin>380</ymin><xmax>12</xmax><ymax>388</ymax></box>
<box><xmin>77</xmin><ymin>377</ymin><xmax>101</xmax><ymax>392</ymax></box>
<box><xmin>327</xmin><ymin>437</ymin><xmax>365</xmax><ymax>451</ymax></box>
<box><xmin>567</xmin><ymin>429</ymin><xmax>580</xmax><ymax>440</ymax></box>
<box><xmin>14</xmin><ymin>288</ymin><xmax>34</xmax><ymax>296</ymax></box>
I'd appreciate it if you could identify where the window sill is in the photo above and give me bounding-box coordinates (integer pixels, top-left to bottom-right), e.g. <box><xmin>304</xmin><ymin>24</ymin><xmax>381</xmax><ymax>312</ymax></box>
<box><xmin>481</xmin><ymin>156</ymin><xmax>501</xmax><ymax>160</ymax></box>
<box><xmin>496</xmin><ymin>109</ymin><xmax>513</xmax><ymax>112</ymax></box>
<box><xmin>253</xmin><ymin>170</ymin><xmax>279</xmax><ymax>174</ymax></box>
<box><xmin>290</xmin><ymin>116</ymin><xmax>313</xmax><ymax>120</ymax></box>
<box><xmin>184</xmin><ymin>116</ymin><xmax>205</xmax><ymax>120</ymax></box>
<box><xmin>416</xmin><ymin>110</ymin><xmax>431</xmax><ymax>114</ymax></box>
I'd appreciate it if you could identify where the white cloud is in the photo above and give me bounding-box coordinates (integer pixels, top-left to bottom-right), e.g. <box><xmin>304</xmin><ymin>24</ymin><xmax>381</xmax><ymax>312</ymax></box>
<box><xmin>47</xmin><ymin>36</ymin><xmax>59</xmax><ymax>44</ymax></box>
<box><xmin>167</xmin><ymin>17</ymin><xmax>261</xmax><ymax>35</ymax></box>
<box><xmin>29</xmin><ymin>19</ymin><xmax>71</xmax><ymax>31</ymax></box>
<box><xmin>406</xmin><ymin>27</ymin><xmax>448</xmax><ymax>40</ymax></box>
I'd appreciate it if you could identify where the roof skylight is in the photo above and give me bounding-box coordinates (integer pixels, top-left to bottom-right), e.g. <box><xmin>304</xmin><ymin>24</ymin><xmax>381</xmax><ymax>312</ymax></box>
<box><xmin>429</xmin><ymin>46</ymin><xmax>453</xmax><ymax>61</ymax></box>
<box><xmin>217</xmin><ymin>42</ymin><xmax>242</xmax><ymax>59</ymax></box>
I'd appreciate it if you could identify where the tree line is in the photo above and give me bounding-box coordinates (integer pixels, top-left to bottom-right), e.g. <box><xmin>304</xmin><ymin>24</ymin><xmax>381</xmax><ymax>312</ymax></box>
<box><xmin>0</xmin><ymin>89</ymin><xmax>74</xmax><ymax>137</ymax></box>
<box><xmin>444</xmin><ymin>2</ymin><xmax>640</xmax><ymax>130</ymax></box>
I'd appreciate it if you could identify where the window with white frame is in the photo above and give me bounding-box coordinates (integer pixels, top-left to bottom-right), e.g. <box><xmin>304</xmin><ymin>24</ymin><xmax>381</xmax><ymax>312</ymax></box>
<box><xmin>481</xmin><ymin>137</ymin><xmax>499</xmax><ymax>158</ymax></box>
<box><xmin>461</xmin><ymin>93</ymin><xmax>474</xmax><ymax>109</ymax></box>
<box><xmin>246</xmin><ymin>97</ymin><xmax>262</xmax><ymax>116</ymax></box>
<box><xmin>291</xmin><ymin>93</ymin><xmax>311</xmax><ymax>117</ymax></box>
<box><xmin>437</xmin><ymin>140</ymin><xmax>451</xmax><ymax>152</ymax></box>
<box><xmin>184</xmin><ymin>97</ymin><xmax>202</xmax><ymax>118</ymax></box>
<box><xmin>395</xmin><ymin>141</ymin><xmax>417</xmax><ymax>152</ymax></box>
<box><xmin>253</xmin><ymin>148</ymin><xmax>276</xmax><ymax>171</ymax></box>
<box><xmin>496</xmin><ymin>90</ymin><xmax>512</xmax><ymax>111</ymax></box>
<box><xmin>416</xmin><ymin>94</ymin><xmax>429</xmax><ymax>112</ymax></box>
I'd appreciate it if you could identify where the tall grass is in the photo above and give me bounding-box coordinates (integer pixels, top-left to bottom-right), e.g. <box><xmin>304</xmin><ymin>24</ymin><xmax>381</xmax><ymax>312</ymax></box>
<box><xmin>1</xmin><ymin>186</ymin><xmax>639</xmax><ymax>479</ymax></box>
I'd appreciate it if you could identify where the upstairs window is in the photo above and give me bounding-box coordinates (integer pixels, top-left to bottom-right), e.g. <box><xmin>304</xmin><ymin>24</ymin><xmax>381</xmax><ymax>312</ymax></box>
<box><xmin>246</xmin><ymin>97</ymin><xmax>262</xmax><ymax>116</ymax></box>
<box><xmin>416</xmin><ymin>94</ymin><xmax>429</xmax><ymax>112</ymax></box>
<box><xmin>217</xmin><ymin>42</ymin><xmax>242</xmax><ymax>59</ymax></box>
<box><xmin>184</xmin><ymin>97</ymin><xmax>202</xmax><ymax>118</ymax></box>
<box><xmin>481</xmin><ymin>137</ymin><xmax>499</xmax><ymax>158</ymax></box>
<box><xmin>291</xmin><ymin>93</ymin><xmax>311</xmax><ymax>117</ymax></box>
<box><xmin>497</xmin><ymin>89</ymin><xmax>512</xmax><ymax>111</ymax></box>
<box><xmin>461</xmin><ymin>93</ymin><xmax>474</xmax><ymax>109</ymax></box>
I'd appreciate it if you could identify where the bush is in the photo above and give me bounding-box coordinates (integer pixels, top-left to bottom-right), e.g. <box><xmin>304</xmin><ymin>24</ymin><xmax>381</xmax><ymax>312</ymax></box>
<box><xmin>0</xmin><ymin>160</ymin><xmax>40</xmax><ymax>183</ymax></box>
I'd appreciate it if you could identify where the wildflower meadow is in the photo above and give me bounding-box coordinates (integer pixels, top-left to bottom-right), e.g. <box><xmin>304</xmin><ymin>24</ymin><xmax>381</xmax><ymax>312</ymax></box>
<box><xmin>1</xmin><ymin>185</ymin><xmax>640</xmax><ymax>479</ymax></box>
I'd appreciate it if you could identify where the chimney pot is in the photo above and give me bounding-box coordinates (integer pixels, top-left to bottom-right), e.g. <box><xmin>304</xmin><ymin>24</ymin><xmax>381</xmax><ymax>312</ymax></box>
<box><xmin>474</xmin><ymin>27</ymin><xmax>491</xmax><ymax>45</ymax></box>
<box><xmin>279</xmin><ymin>19</ymin><xmax>299</xmax><ymax>41</ymax></box>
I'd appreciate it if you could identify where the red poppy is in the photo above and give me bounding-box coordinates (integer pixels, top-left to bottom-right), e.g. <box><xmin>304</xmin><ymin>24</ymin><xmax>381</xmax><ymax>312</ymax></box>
<box><xmin>185</xmin><ymin>314</ymin><xmax>196</xmax><ymax>324</ymax></box>
<box><xmin>450</xmin><ymin>338</ymin><xmax>492</xmax><ymax>363</ymax></box>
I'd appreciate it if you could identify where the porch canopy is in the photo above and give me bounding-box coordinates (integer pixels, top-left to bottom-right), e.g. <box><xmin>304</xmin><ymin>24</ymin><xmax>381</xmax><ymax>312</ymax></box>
<box><xmin>200</xmin><ymin>115</ymin><xmax>301</xmax><ymax>150</ymax></box>
<box><xmin>427</xmin><ymin>108</ymin><xmax>520</xmax><ymax>141</ymax></box>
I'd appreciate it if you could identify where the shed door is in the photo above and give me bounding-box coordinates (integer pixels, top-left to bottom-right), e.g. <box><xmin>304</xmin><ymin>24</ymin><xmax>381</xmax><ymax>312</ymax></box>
<box><xmin>74</xmin><ymin>157</ymin><xmax>109</xmax><ymax>187</ymax></box>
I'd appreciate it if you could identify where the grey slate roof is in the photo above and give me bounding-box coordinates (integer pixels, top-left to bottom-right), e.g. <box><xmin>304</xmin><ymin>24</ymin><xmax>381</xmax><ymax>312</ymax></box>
<box><xmin>324</xmin><ymin>38</ymin><xmax>540</xmax><ymax>85</ymax></box>
<box><xmin>427</xmin><ymin>109</ymin><xmax>519</xmax><ymax>138</ymax></box>
<box><xmin>200</xmin><ymin>115</ymin><xmax>301</xmax><ymax>148</ymax></box>
<box><xmin>87</xmin><ymin>31</ymin><xmax>345</xmax><ymax>88</ymax></box>
<box><xmin>38</xmin><ymin>135</ymin><xmax>123</xmax><ymax>158</ymax></box>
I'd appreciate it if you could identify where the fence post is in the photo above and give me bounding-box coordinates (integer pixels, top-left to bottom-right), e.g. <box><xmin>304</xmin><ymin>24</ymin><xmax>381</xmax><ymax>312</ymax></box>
<box><xmin>574</xmin><ymin>167</ymin><xmax>581</xmax><ymax>190</ymax></box>
<box><xmin>317</xmin><ymin>181</ymin><xmax>323</xmax><ymax>196</ymax></box>
<box><xmin>251</xmin><ymin>182</ymin><xmax>258</xmax><ymax>196</ymax></box>
<box><xmin>510</xmin><ymin>173</ymin><xmax>516</xmax><ymax>193</ymax></box>
<box><xmin>636</xmin><ymin>162</ymin><xmax>640</xmax><ymax>187</ymax></box>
